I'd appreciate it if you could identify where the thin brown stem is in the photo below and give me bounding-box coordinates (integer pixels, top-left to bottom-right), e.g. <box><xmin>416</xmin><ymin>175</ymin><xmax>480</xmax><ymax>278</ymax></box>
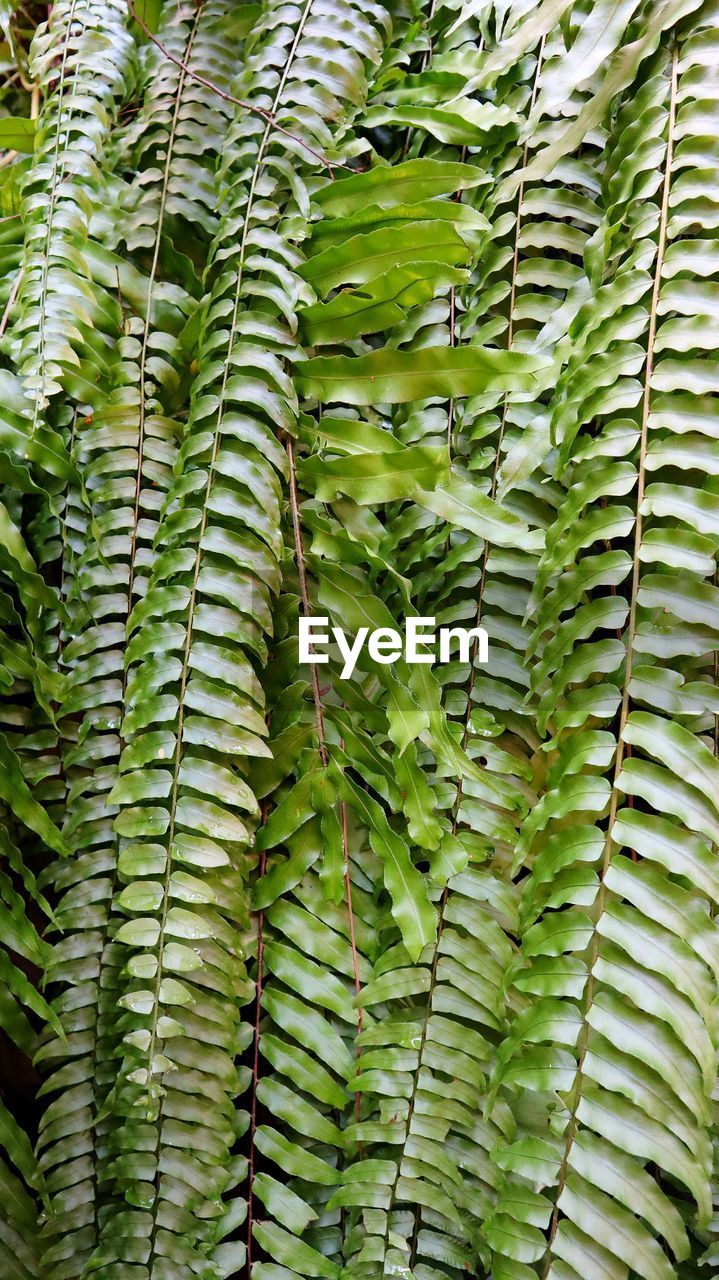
<box><xmin>142</xmin><ymin>4</ymin><xmax>318</xmax><ymax>1259</ymax></box>
<box><xmin>126</xmin><ymin>2</ymin><xmax>204</xmax><ymax>611</ymax></box>
<box><xmin>247</xmin><ymin>842</ymin><xmax>267</xmax><ymax>1276</ymax></box>
<box><xmin>341</xmin><ymin>743</ymin><xmax>363</xmax><ymax>1135</ymax></box>
<box><xmin>447</xmin><ymin>285</ymin><xmax>456</xmax><ymax>459</ymax></box>
<box><xmin>0</xmin><ymin>267</ymin><xmax>24</xmax><ymax>339</ymax></box>
<box><xmin>402</xmin><ymin>0</ymin><xmax>438</xmax><ymax>156</ymax></box>
<box><xmin>494</xmin><ymin>34</ymin><xmax>546</xmax><ymax>472</ymax></box>
<box><xmin>287</xmin><ymin>436</ymin><xmax>328</xmax><ymax>767</ymax></box>
<box><xmin>445</xmin><ymin>136</ymin><xmax>470</xmax><ymax>462</ymax></box>
<box><xmin>127</xmin><ymin>1</ymin><xmax>346</xmax><ymax>173</ymax></box>
<box><xmin>453</xmin><ymin>37</ymin><xmax>546</xmax><ymax>826</ymax></box>
<box><xmin>286</xmin><ymin>439</ymin><xmax>365</xmax><ymax>1133</ymax></box>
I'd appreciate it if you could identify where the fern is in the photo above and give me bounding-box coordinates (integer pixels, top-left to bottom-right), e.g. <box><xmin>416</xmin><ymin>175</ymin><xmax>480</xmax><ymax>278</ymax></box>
<box><xmin>0</xmin><ymin>760</ymin><xmax>64</xmax><ymax>1280</ymax></box>
<box><xmin>32</xmin><ymin>5</ymin><xmax>244</xmax><ymax>1274</ymax></box>
<box><xmin>11</xmin><ymin>0</ymin><xmax>133</xmax><ymax>415</ymax></box>
<box><xmin>91</xmin><ymin>2</ymin><xmax>391</xmax><ymax>1275</ymax></box>
<box><xmin>3</xmin><ymin>3</ymin><xmax>719</xmax><ymax>1280</ymax></box>
<box><xmin>487</xmin><ymin>12</ymin><xmax>719</xmax><ymax>1278</ymax></box>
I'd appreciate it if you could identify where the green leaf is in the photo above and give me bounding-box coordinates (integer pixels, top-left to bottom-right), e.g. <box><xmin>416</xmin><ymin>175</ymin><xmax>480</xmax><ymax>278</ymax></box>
<box><xmin>300</xmin><ymin>221</ymin><xmax>471</xmax><ymax>295</ymax></box>
<box><xmin>416</xmin><ymin>472</ymin><xmax>544</xmax><ymax>550</ymax></box>
<box><xmin>296</xmin><ymin>345</ymin><xmax>549</xmax><ymax>405</ymax></box>
<box><xmin>133</xmin><ymin>0</ymin><xmax>163</xmax><ymax>32</ymax></box>
<box><xmin>0</xmin><ymin>735</ymin><xmax>66</xmax><ymax>856</ymax></box>
<box><xmin>0</xmin><ymin>118</ymin><xmax>34</xmax><ymax>153</ymax></box>
<box><xmin>313</xmin><ymin>158</ymin><xmax>489</xmax><ymax>214</ymax></box>
<box><xmin>335</xmin><ymin>767</ymin><xmax>436</xmax><ymax>960</ymax></box>
<box><xmin>299</xmin><ymin>262</ymin><xmax>466</xmax><ymax>344</ymax></box>
<box><xmin>298</xmin><ymin>444</ymin><xmax>449</xmax><ymax>503</ymax></box>
<box><xmin>362</xmin><ymin>100</ymin><xmax>516</xmax><ymax>145</ymax></box>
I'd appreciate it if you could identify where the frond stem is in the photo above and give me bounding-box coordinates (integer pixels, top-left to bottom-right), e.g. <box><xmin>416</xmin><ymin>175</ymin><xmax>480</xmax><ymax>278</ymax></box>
<box><xmin>127</xmin><ymin>1</ymin><xmax>349</xmax><ymax>173</ymax></box>
<box><xmin>246</xmin><ymin>837</ymin><xmax>267</xmax><ymax>1276</ymax></box>
<box><xmin>142</xmin><ymin>4</ymin><xmax>317</xmax><ymax>1258</ymax></box>
<box><xmin>126</xmin><ymin>1</ymin><xmax>205</xmax><ymax>608</ymax></box>
<box><xmin>286</xmin><ymin>436</ymin><xmax>328</xmax><ymax>767</ymax></box>
<box><xmin>286</xmin><ymin>436</ymin><xmax>365</xmax><ymax>1129</ymax></box>
<box><xmin>540</xmin><ymin>40</ymin><xmax>678</xmax><ymax>1273</ymax></box>
<box><xmin>406</xmin><ymin>41</ymin><xmax>545</xmax><ymax>1266</ymax></box>
<box><xmin>31</xmin><ymin>0</ymin><xmax>83</xmax><ymax>434</ymax></box>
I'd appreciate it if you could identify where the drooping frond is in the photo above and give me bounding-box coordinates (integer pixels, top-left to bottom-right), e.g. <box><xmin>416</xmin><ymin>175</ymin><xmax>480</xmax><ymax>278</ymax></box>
<box><xmin>10</xmin><ymin>0</ymin><xmax>133</xmax><ymax>416</ymax></box>
<box><xmin>92</xmin><ymin>3</ymin><xmax>391</xmax><ymax>1276</ymax></box>
<box><xmin>33</xmin><ymin>6</ymin><xmax>243</xmax><ymax>1274</ymax></box>
<box><xmin>487</xmin><ymin>9</ymin><xmax>719</xmax><ymax>1276</ymax></box>
<box><xmin>0</xmin><ymin>433</ymin><xmax>68</xmax><ymax>1278</ymax></box>
<box><xmin>0</xmin><ymin>763</ymin><xmax>65</xmax><ymax>1280</ymax></box>
<box><xmin>2</xmin><ymin>3</ymin><xmax>719</xmax><ymax>1279</ymax></box>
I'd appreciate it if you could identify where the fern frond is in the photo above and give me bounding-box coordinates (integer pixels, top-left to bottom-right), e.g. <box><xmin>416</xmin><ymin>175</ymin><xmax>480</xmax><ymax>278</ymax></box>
<box><xmin>11</xmin><ymin>0</ymin><xmax>133</xmax><ymax>414</ymax></box>
<box><xmin>1</xmin><ymin>5</ymin><xmax>719</xmax><ymax>1280</ymax></box>
<box><xmin>247</xmin><ymin>803</ymin><xmax>382</xmax><ymax>1277</ymax></box>
<box><xmin>487</xmin><ymin>16</ymin><xmax>719</xmax><ymax>1277</ymax></box>
<box><xmin>92</xmin><ymin>2</ymin><xmax>389</xmax><ymax>1275</ymax></box>
<box><xmin>0</xmin><ymin>620</ymin><xmax>65</xmax><ymax>1277</ymax></box>
<box><xmin>32</xmin><ymin>5</ymin><xmax>243</xmax><ymax>1274</ymax></box>
<box><xmin>123</xmin><ymin>0</ymin><xmax>238</xmax><ymax>249</ymax></box>
<box><xmin>302</xmin><ymin>12</ymin><xmax>542</xmax><ymax>1273</ymax></box>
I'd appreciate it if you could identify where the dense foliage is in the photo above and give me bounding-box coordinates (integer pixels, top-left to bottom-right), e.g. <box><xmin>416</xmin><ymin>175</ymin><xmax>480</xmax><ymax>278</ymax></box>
<box><xmin>1</xmin><ymin>0</ymin><xmax>719</xmax><ymax>1278</ymax></box>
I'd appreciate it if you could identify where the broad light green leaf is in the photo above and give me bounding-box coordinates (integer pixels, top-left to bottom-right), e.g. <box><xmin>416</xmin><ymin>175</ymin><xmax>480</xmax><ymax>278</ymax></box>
<box><xmin>0</xmin><ymin>118</ymin><xmax>34</xmax><ymax>153</ymax></box>
<box><xmin>296</xmin><ymin>346</ymin><xmax>548</xmax><ymax>405</ymax></box>
<box><xmin>416</xmin><ymin>473</ymin><xmax>543</xmax><ymax>550</ymax></box>
<box><xmin>300</xmin><ymin>221</ymin><xmax>471</xmax><ymax>295</ymax></box>
<box><xmin>335</xmin><ymin>767</ymin><xmax>436</xmax><ymax>959</ymax></box>
<box><xmin>313</xmin><ymin>157</ymin><xmax>489</xmax><ymax>214</ymax></box>
<box><xmin>298</xmin><ymin>445</ymin><xmax>449</xmax><ymax>503</ymax></box>
<box><xmin>361</xmin><ymin>100</ymin><xmax>516</xmax><ymax>145</ymax></box>
<box><xmin>133</xmin><ymin>0</ymin><xmax>162</xmax><ymax>32</ymax></box>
